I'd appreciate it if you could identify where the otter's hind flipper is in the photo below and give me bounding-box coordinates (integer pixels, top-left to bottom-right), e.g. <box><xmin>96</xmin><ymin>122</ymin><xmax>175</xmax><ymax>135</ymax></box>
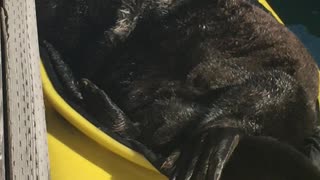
<box><xmin>171</xmin><ymin>128</ymin><xmax>242</xmax><ymax>180</ymax></box>
<box><xmin>80</xmin><ymin>78</ymin><xmax>140</xmax><ymax>138</ymax></box>
<box><xmin>41</xmin><ymin>40</ymin><xmax>83</xmax><ymax>100</ymax></box>
<box><xmin>80</xmin><ymin>79</ymin><xmax>164</xmax><ymax>164</ymax></box>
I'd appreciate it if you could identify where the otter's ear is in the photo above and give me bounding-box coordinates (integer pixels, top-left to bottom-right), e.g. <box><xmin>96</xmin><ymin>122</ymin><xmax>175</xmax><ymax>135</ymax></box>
<box><xmin>170</xmin><ymin>128</ymin><xmax>242</xmax><ymax>180</ymax></box>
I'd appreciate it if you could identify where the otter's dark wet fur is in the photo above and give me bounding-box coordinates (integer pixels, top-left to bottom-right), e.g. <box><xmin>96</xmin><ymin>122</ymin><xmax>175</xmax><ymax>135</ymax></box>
<box><xmin>37</xmin><ymin>0</ymin><xmax>320</xmax><ymax>179</ymax></box>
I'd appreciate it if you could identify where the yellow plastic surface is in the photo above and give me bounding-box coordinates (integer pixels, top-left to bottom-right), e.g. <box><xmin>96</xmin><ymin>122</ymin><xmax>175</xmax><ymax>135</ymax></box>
<box><xmin>46</xmin><ymin>103</ymin><xmax>166</xmax><ymax>180</ymax></box>
<box><xmin>259</xmin><ymin>0</ymin><xmax>284</xmax><ymax>24</ymax></box>
<box><xmin>42</xmin><ymin>1</ymin><xmax>314</xmax><ymax>180</ymax></box>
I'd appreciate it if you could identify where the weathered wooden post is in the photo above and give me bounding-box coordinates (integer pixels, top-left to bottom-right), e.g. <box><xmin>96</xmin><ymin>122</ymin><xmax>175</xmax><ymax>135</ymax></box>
<box><xmin>0</xmin><ymin>0</ymin><xmax>50</xmax><ymax>179</ymax></box>
<box><xmin>0</xmin><ymin>13</ymin><xmax>4</xmax><ymax>180</ymax></box>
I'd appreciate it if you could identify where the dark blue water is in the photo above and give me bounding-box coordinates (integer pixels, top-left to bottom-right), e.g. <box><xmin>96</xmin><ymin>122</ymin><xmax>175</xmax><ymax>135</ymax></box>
<box><xmin>268</xmin><ymin>0</ymin><xmax>320</xmax><ymax>65</ymax></box>
<box><xmin>289</xmin><ymin>25</ymin><xmax>320</xmax><ymax>63</ymax></box>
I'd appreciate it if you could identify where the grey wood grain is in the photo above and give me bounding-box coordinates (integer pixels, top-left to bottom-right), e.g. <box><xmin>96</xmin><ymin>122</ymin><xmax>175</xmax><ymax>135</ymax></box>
<box><xmin>1</xmin><ymin>0</ymin><xmax>49</xmax><ymax>179</ymax></box>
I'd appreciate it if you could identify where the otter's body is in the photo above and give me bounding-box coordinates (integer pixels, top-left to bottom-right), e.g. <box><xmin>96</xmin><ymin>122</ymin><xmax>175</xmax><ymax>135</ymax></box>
<box><xmin>90</xmin><ymin>0</ymin><xmax>318</xmax><ymax>152</ymax></box>
<box><xmin>37</xmin><ymin>0</ymin><xmax>320</xmax><ymax>179</ymax></box>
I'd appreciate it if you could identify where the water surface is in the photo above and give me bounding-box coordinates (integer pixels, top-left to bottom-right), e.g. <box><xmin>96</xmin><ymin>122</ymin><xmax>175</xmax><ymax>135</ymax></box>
<box><xmin>268</xmin><ymin>0</ymin><xmax>320</xmax><ymax>65</ymax></box>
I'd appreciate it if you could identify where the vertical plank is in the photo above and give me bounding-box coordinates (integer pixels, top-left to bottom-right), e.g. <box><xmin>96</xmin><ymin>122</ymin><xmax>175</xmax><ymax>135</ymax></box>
<box><xmin>0</xmin><ymin>9</ymin><xmax>5</xmax><ymax>180</ymax></box>
<box><xmin>1</xmin><ymin>0</ymin><xmax>49</xmax><ymax>179</ymax></box>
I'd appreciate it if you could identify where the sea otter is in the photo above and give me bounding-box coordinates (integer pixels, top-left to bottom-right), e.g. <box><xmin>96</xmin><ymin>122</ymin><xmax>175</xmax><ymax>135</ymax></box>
<box><xmin>37</xmin><ymin>0</ymin><xmax>320</xmax><ymax>179</ymax></box>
